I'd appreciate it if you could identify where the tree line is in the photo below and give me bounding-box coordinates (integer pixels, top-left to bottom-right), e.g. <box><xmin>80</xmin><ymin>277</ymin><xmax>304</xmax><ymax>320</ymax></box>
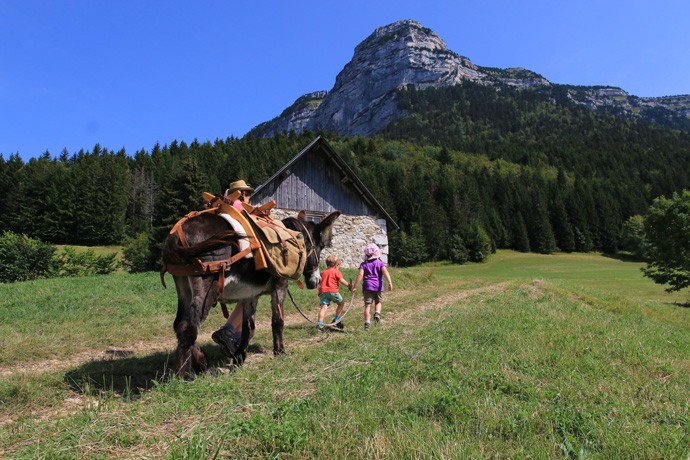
<box><xmin>2</xmin><ymin>82</ymin><xmax>690</xmax><ymax>268</ymax></box>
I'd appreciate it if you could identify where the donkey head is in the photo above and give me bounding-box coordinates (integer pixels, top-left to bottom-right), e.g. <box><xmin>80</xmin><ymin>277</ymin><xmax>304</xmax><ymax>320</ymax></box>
<box><xmin>283</xmin><ymin>210</ymin><xmax>341</xmax><ymax>289</ymax></box>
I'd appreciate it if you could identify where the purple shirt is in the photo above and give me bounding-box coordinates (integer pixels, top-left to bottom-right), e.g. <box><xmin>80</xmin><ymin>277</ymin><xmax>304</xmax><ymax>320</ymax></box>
<box><xmin>359</xmin><ymin>259</ymin><xmax>386</xmax><ymax>292</ymax></box>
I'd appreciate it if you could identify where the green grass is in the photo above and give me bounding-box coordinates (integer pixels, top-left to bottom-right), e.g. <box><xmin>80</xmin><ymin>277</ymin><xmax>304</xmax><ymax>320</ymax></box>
<box><xmin>55</xmin><ymin>244</ymin><xmax>123</xmax><ymax>258</ymax></box>
<box><xmin>0</xmin><ymin>273</ymin><xmax>176</xmax><ymax>364</ymax></box>
<box><xmin>432</xmin><ymin>251</ymin><xmax>682</xmax><ymax>302</ymax></box>
<box><xmin>1</xmin><ymin>251</ymin><xmax>689</xmax><ymax>458</ymax></box>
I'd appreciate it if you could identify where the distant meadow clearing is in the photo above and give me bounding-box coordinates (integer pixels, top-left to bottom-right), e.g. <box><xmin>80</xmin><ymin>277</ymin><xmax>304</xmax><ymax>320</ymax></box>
<box><xmin>1</xmin><ymin>251</ymin><xmax>688</xmax><ymax>458</ymax></box>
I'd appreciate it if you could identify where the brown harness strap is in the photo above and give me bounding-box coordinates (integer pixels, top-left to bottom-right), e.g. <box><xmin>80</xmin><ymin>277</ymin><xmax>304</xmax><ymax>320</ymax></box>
<box><xmin>168</xmin><ymin>207</ymin><xmax>220</xmax><ymax>248</ymax></box>
<box><xmin>162</xmin><ymin>245</ymin><xmax>252</xmax><ymax>278</ymax></box>
<box><xmin>220</xmin><ymin>302</ymin><xmax>230</xmax><ymax>319</ymax></box>
<box><xmin>276</xmin><ymin>302</ymin><xmax>284</xmax><ymax>322</ymax></box>
<box><xmin>160</xmin><ymin>208</ymin><xmax>254</xmax><ymax>289</ymax></box>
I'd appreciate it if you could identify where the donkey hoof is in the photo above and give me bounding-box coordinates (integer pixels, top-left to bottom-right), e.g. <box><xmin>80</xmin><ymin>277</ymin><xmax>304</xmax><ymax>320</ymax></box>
<box><xmin>231</xmin><ymin>350</ymin><xmax>247</xmax><ymax>365</ymax></box>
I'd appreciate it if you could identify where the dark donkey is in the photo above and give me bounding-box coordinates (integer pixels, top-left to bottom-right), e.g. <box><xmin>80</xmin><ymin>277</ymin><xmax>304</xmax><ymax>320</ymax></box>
<box><xmin>161</xmin><ymin>209</ymin><xmax>340</xmax><ymax>377</ymax></box>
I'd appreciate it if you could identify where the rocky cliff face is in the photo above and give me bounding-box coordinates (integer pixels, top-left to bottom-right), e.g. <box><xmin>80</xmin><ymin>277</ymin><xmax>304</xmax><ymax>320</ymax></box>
<box><xmin>251</xmin><ymin>20</ymin><xmax>690</xmax><ymax>137</ymax></box>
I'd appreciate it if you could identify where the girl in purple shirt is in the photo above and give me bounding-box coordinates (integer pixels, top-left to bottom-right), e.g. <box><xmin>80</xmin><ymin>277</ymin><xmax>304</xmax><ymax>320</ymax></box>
<box><xmin>352</xmin><ymin>243</ymin><xmax>393</xmax><ymax>329</ymax></box>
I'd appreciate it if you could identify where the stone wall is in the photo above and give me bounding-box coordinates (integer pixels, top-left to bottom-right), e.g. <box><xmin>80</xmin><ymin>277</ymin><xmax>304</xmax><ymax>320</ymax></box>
<box><xmin>271</xmin><ymin>209</ymin><xmax>388</xmax><ymax>268</ymax></box>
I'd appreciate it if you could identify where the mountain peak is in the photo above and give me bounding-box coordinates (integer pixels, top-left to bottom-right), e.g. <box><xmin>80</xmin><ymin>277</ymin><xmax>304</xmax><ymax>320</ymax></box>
<box><xmin>251</xmin><ymin>20</ymin><xmax>690</xmax><ymax>138</ymax></box>
<box><xmin>354</xmin><ymin>20</ymin><xmax>446</xmax><ymax>55</ymax></box>
<box><xmin>253</xmin><ymin>19</ymin><xmax>544</xmax><ymax>138</ymax></box>
<box><xmin>343</xmin><ymin>19</ymin><xmax>475</xmax><ymax>92</ymax></box>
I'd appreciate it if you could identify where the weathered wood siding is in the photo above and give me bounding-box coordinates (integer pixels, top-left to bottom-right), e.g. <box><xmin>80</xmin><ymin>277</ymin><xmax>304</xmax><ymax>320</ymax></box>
<box><xmin>252</xmin><ymin>147</ymin><xmax>374</xmax><ymax>216</ymax></box>
<box><xmin>250</xmin><ymin>137</ymin><xmax>394</xmax><ymax>267</ymax></box>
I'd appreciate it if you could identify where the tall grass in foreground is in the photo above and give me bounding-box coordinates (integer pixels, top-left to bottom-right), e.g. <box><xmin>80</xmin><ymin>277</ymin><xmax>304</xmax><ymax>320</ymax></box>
<box><xmin>1</xmin><ymin>251</ymin><xmax>688</xmax><ymax>458</ymax></box>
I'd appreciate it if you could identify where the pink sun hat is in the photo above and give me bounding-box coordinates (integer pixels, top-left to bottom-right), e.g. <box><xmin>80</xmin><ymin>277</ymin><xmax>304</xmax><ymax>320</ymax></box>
<box><xmin>363</xmin><ymin>243</ymin><xmax>382</xmax><ymax>261</ymax></box>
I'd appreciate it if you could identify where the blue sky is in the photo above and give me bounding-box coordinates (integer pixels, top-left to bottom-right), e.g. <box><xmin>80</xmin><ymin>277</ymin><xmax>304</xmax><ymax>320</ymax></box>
<box><xmin>1</xmin><ymin>0</ymin><xmax>688</xmax><ymax>161</ymax></box>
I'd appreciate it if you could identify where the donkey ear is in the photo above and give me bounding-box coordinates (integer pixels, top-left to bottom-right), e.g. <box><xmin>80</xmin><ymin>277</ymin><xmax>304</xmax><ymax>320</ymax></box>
<box><xmin>318</xmin><ymin>211</ymin><xmax>341</xmax><ymax>232</ymax></box>
<box><xmin>297</xmin><ymin>210</ymin><xmax>307</xmax><ymax>221</ymax></box>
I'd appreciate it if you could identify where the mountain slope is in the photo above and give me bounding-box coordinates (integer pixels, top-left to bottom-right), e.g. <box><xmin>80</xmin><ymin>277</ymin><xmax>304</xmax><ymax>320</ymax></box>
<box><xmin>251</xmin><ymin>20</ymin><xmax>690</xmax><ymax>138</ymax></box>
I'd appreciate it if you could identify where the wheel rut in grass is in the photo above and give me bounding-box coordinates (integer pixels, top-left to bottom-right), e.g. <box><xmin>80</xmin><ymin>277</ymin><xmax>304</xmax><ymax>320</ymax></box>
<box><xmin>0</xmin><ymin>281</ymin><xmax>514</xmax><ymax>379</ymax></box>
<box><xmin>0</xmin><ymin>281</ymin><xmax>515</xmax><ymax>429</ymax></box>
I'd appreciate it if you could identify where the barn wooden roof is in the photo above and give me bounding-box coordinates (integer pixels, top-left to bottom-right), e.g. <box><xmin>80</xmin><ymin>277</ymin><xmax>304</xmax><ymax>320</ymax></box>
<box><xmin>253</xmin><ymin>136</ymin><xmax>398</xmax><ymax>230</ymax></box>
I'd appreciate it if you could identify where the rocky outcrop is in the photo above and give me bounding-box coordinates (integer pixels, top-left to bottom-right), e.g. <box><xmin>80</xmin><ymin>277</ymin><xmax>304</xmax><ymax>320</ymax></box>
<box><xmin>252</xmin><ymin>91</ymin><xmax>326</xmax><ymax>136</ymax></box>
<box><xmin>251</xmin><ymin>19</ymin><xmax>690</xmax><ymax>138</ymax></box>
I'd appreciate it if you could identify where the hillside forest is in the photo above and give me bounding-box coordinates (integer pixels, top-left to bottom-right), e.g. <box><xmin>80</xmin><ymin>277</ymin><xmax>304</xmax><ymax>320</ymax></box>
<box><xmin>2</xmin><ymin>82</ymin><xmax>690</xmax><ymax>267</ymax></box>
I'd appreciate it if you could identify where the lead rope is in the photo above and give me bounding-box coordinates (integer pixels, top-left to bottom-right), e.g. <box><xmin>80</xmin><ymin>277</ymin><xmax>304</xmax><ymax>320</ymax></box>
<box><xmin>286</xmin><ymin>282</ymin><xmax>357</xmax><ymax>327</ymax></box>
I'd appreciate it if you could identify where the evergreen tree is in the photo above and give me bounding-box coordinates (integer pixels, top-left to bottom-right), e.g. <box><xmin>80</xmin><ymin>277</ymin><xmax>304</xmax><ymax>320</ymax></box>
<box><xmin>0</xmin><ymin>154</ymin><xmax>24</xmax><ymax>230</ymax></box>
<box><xmin>527</xmin><ymin>192</ymin><xmax>557</xmax><ymax>254</ymax></box>
<box><xmin>511</xmin><ymin>213</ymin><xmax>531</xmax><ymax>252</ymax></box>
<box><xmin>94</xmin><ymin>149</ymin><xmax>130</xmax><ymax>244</ymax></box>
<box><xmin>11</xmin><ymin>153</ymin><xmax>65</xmax><ymax>241</ymax></box>
<box><xmin>389</xmin><ymin>223</ymin><xmax>428</xmax><ymax>266</ymax></box>
<box><xmin>148</xmin><ymin>156</ymin><xmax>209</xmax><ymax>269</ymax></box>
<box><xmin>127</xmin><ymin>167</ymin><xmax>158</xmax><ymax>236</ymax></box>
<box><xmin>449</xmin><ymin>233</ymin><xmax>469</xmax><ymax>264</ymax></box>
<box><xmin>550</xmin><ymin>200</ymin><xmax>576</xmax><ymax>253</ymax></box>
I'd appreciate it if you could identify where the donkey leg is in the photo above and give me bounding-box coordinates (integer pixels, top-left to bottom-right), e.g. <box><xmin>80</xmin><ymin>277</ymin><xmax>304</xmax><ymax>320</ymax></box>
<box><xmin>173</xmin><ymin>298</ymin><xmax>196</xmax><ymax>377</ymax></box>
<box><xmin>192</xmin><ymin>275</ymin><xmax>222</xmax><ymax>372</ymax></box>
<box><xmin>175</xmin><ymin>315</ymin><xmax>209</xmax><ymax>376</ymax></box>
<box><xmin>271</xmin><ymin>280</ymin><xmax>288</xmax><ymax>355</ymax></box>
<box><xmin>235</xmin><ymin>299</ymin><xmax>256</xmax><ymax>364</ymax></box>
<box><xmin>172</xmin><ymin>276</ymin><xmax>196</xmax><ymax>377</ymax></box>
<box><xmin>173</xmin><ymin>276</ymin><xmax>218</xmax><ymax>377</ymax></box>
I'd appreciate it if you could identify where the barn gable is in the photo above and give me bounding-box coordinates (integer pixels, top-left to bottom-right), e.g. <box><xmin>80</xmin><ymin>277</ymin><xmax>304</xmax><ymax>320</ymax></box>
<box><xmin>251</xmin><ymin>136</ymin><xmax>397</xmax><ymax>267</ymax></box>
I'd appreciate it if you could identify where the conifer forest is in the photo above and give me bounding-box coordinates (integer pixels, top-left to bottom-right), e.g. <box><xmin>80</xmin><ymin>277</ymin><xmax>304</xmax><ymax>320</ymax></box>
<box><xmin>2</xmin><ymin>82</ymin><xmax>690</xmax><ymax>267</ymax></box>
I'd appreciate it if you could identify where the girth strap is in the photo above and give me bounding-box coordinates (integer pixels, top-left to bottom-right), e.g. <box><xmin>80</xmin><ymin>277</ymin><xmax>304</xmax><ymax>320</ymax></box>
<box><xmin>160</xmin><ymin>241</ymin><xmax>253</xmax><ymax>288</ymax></box>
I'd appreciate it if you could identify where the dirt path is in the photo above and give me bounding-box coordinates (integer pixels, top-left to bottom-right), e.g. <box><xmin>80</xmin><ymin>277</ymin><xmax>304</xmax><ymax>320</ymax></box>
<box><xmin>0</xmin><ymin>339</ymin><xmax>178</xmax><ymax>379</ymax></box>
<box><xmin>0</xmin><ymin>281</ymin><xmax>513</xmax><ymax>379</ymax></box>
<box><xmin>0</xmin><ymin>281</ymin><xmax>514</xmax><ymax>428</ymax></box>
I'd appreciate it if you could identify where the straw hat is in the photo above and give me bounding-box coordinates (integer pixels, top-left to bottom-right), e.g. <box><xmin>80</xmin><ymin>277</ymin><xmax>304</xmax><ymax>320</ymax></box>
<box><xmin>227</xmin><ymin>180</ymin><xmax>254</xmax><ymax>194</ymax></box>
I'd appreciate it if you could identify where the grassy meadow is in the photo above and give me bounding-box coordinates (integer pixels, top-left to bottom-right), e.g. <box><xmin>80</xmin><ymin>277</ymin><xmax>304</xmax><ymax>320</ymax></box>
<box><xmin>1</xmin><ymin>251</ymin><xmax>688</xmax><ymax>458</ymax></box>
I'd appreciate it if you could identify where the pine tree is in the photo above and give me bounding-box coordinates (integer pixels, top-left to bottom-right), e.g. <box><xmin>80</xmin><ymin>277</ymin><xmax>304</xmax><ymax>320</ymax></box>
<box><xmin>0</xmin><ymin>154</ymin><xmax>24</xmax><ymax>231</ymax></box>
<box><xmin>148</xmin><ymin>156</ymin><xmax>209</xmax><ymax>269</ymax></box>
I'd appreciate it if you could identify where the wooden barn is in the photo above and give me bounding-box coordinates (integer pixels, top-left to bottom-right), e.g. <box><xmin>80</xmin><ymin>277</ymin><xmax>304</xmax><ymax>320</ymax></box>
<box><xmin>251</xmin><ymin>136</ymin><xmax>398</xmax><ymax>268</ymax></box>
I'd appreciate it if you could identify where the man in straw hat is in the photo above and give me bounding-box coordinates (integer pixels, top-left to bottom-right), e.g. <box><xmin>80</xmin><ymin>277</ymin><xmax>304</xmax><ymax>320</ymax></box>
<box><xmin>212</xmin><ymin>179</ymin><xmax>256</xmax><ymax>355</ymax></box>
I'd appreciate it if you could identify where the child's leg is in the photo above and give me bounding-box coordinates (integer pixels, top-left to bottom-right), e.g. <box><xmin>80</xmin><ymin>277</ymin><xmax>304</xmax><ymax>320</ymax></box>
<box><xmin>334</xmin><ymin>300</ymin><xmax>346</xmax><ymax>319</ymax></box>
<box><xmin>364</xmin><ymin>302</ymin><xmax>372</xmax><ymax>321</ymax></box>
<box><xmin>362</xmin><ymin>290</ymin><xmax>370</xmax><ymax>319</ymax></box>
<box><xmin>316</xmin><ymin>304</ymin><xmax>328</xmax><ymax>331</ymax></box>
<box><xmin>317</xmin><ymin>304</ymin><xmax>328</xmax><ymax>322</ymax></box>
<box><xmin>364</xmin><ymin>302</ymin><xmax>372</xmax><ymax>327</ymax></box>
<box><xmin>374</xmin><ymin>300</ymin><xmax>382</xmax><ymax>319</ymax></box>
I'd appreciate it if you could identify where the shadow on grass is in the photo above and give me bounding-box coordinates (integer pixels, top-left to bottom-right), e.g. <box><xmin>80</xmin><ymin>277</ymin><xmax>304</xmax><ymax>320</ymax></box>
<box><xmin>600</xmin><ymin>252</ymin><xmax>645</xmax><ymax>263</ymax></box>
<box><xmin>63</xmin><ymin>343</ymin><xmax>265</xmax><ymax>397</ymax></box>
<box><xmin>665</xmin><ymin>300</ymin><xmax>690</xmax><ymax>308</ymax></box>
<box><xmin>283</xmin><ymin>322</ymin><xmax>316</xmax><ymax>331</ymax></box>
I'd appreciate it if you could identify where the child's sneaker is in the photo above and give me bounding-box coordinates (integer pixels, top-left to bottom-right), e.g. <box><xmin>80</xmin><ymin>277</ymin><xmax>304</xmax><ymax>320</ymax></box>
<box><xmin>364</xmin><ymin>321</ymin><xmax>370</xmax><ymax>330</ymax></box>
<box><xmin>316</xmin><ymin>323</ymin><xmax>326</xmax><ymax>332</ymax></box>
<box><xmin>332</xmin><ymin>318</ymin><xmax>345</xmax><ymax>330</ymax></box>
<box><xmin>373</xmin><ymin>312</ymin><xmax>381</xmax><ymax>323</ymax></box>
